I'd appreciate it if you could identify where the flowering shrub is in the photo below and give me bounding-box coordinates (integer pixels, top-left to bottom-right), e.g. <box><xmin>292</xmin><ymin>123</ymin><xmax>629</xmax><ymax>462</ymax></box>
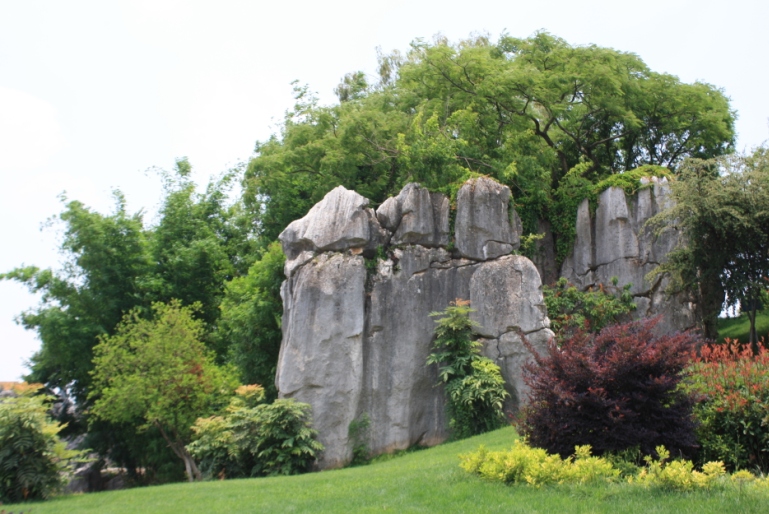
<box><xmin>684</xmin><ymin>339</ymin><xmax>769</xmax><ymax>472</ymax></box>
<box><xmin>518</xmin><ymin>318</ymin><xmax>700</xmax><ymax>459</ymax></box>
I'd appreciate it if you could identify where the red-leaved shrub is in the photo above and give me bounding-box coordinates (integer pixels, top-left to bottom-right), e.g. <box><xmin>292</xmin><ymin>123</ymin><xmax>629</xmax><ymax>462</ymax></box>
<box><xmin>684</xmin><ymin>338</ymin><xmax>769</xmax><ymax>472</ymax></box>
<box><xmin>518</xmin><ymin>318</ymin><xmax>700</xmax><ymax>459</ymax></box>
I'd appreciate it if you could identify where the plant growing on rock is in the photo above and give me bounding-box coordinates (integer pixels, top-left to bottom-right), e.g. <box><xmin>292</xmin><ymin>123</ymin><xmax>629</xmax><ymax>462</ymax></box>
<box><xmin>427</xmin><ymin>299</ymin><xmax>508</xmax><ymax>439</ymax></box>
<box><xmin>518</xmin><ymin>318</ymin><xmax>700</xmax><ymax>459</ymax></box>
<box><xmin>543</xmin><ymin>277</ymin><xmax>635</xmax><ymax>341</ymax></box>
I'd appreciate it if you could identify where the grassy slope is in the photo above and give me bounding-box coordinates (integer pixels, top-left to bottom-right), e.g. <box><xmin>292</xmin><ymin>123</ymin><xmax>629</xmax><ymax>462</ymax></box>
<box><xmin>12</xmin><ymin>426</ymin><xmax>767</xmax><ymax>514</ymax></box>
<box><xmin>717</xmin><ymin>311</ymin><xmax>769</xmax><ymax>343</ymax></box>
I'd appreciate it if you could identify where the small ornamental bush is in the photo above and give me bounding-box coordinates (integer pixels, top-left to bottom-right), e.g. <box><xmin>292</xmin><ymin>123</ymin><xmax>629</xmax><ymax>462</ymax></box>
<box><xmin>519</xmin><ymin>318</ymin><xmax>700</xmax><ymax>459</ymax></box>
<box><xmin>188</xmin><ymin>386</ymin><xmax>323</xmax><ymax>479</ymax></box>
<box><xmin>630</xmin><ymin>446</ymin><xmax>726</xmax><ymax>491</ymax></box>
<box><xmin>426</xmin><ymin>299</ymin><xmax>508</xmax><ymax>439</ymax></box>
<box><xmin>0</xmin><ymin>393</ymin><xmax>85</xmax><ymax>502</ymax></box>
<box><xmin>683</xmin><ymin>339</ymin><xmax>769</xmax><ymax>472</ymax></box>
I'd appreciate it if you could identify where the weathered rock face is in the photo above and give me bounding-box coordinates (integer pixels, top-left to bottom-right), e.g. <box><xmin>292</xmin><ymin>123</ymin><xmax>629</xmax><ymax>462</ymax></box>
<box><xmin>277</xmin><ymin>179</ymin><xmax>552</xmax><ymax>469</ymax></box>
<box><xmin>559</xmin><ymin>177</ymin><xmax>694</xmax><ymax>333</ymax></box>
<box><xmin>455</xmin><ymin>177</ymin><xmax>520</xmax><ymax>260</ymax></box>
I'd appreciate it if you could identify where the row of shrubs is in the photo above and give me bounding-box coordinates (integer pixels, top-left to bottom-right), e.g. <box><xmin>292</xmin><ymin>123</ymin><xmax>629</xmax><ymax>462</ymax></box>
<box><xmin>516</xmin><ymin>315</ymin><xmax>769</xmax><ymax>475</ymax></box>
<box><xmin>460</xmin><ymin>440</ymin><xmax>768</xmax><ymax>492</ymax></box>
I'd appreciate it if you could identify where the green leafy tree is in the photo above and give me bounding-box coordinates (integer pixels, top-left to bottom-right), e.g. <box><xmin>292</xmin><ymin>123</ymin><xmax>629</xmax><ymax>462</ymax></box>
<box><xmin>216</xmin><ymin>241</ymin><xmax>285</xmax><ymax>398</ymax></box>
<box><xmin>89</xmin><ymin>301</ymin><xmax>238</xmax><ymax>481</ymax></box>
<box><xmin>426</xmin><ymin>299</ymin><xmax>508</xmax><ymax>439</ymax></box>
<box><xmin>648</xmin><ymin>147</ymin><xmax>769</xmax><ymax>342</ymax></box>
<box><xmin>246</xmin><ymin>31</ymin><xmax>734</xmax><ymax>271</ymax></box>
<box><xmin>1</xmin><ymin>193</ymin><xmax>151</xmax><ymax>403</ymax></box>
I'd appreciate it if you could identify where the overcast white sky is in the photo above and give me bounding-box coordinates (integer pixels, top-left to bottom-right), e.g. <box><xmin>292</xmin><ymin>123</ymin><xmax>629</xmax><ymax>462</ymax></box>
<box><xmin>1</xmin><ymin>0</ymin><xmax>768</xmax><ymax>381</ymax></box>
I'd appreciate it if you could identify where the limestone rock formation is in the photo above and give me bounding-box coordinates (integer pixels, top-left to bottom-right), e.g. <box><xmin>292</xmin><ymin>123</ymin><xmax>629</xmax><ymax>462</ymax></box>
<box><xmin>376</xmin><ymin>183</ymin><xmax>450</xmax><ymax>247</ymax></box>
<box><xmin>277</xmin><ymin>179</ymin><xmax>549</xmax><ymax>469</ymax></box>
<box><xmin>560</xmin><ymin>177</ymin><xmax>694</xmax><ymax>333</ymax></box>
<box><xmin>455</xmin><ymin>177</ymin><xmax>520</xmax><ymax>260</ymax></box>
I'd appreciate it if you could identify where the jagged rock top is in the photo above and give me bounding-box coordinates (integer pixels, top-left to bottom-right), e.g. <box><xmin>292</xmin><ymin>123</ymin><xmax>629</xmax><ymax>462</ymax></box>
<box><xmin>455</xmin><ymin>177</ymin><xmax>520</xmax><ymax>261</ymax></box>
<box><xmin>280</xmin><ymin>178</ymin><xmax>522</xmax><ymax>277</ymax></box>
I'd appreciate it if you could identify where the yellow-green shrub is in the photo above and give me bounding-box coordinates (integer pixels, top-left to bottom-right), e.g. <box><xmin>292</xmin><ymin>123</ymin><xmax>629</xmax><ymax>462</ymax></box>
<box><xmin>460</xmin><ymin>440</ymin><xmax>618</xmax><ymax>487</ymax></box>
<box><xmin>459</xmin><ymin>440</ymin><xmax>769</xmax><ymax>493</ymax></box>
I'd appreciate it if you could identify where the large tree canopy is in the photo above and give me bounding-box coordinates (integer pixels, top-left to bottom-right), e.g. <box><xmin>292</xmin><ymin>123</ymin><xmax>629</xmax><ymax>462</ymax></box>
<box><xmin>246</xmin><ymin>32</ymin><xmax>735</xmax><ymax>246</ymax></box>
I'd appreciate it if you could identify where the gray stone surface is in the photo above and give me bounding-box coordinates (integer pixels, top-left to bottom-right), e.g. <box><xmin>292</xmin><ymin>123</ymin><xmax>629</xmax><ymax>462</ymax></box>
<box><xmin>276</xmin><ymin>253</ymin><xmax>367</xmax><ymax>469</ymax></box>
<box><xmin>559</xmin><ymin>179</ymin><xmax>695</xmax><ymax>331</ymax></box>
<box><xmin>277</xmin><ymin>182</ymin><xmax>551</xmax><ymax>468</ymax></box>
<box><xmin>376</xmin><ymin>183</ymin><xmax>449</xmax><ymax>247</ymax></box>
<box><xmin>279</xmin><ymin>186</ymin><xmax>387</xmax><ymax>276</ymax></box>
<box><xmin>276</xmin><ymin>177</ymin><xmax>690</xmax><ymax>470</ymax></box>
<box><xmin>455</xmin><ymin>177</ymin><xmax>518</xmax><ymax>260</ymax></box>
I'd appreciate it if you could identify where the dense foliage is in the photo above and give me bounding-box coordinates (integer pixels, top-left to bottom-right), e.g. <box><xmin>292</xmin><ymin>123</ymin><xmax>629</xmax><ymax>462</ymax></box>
<box><xmin>427</xmin><ymin>300</ymin><xmax>508</xmax><ymax>439</ymax></box>
<box><xmin>684</xmin><ymin>340</ymin><xmax>769</xmax><ymax>472</ymax></box>
<box><xmin>187</xmin><ymin>385</ymin><xmax>323</xmax><ymax>478</ymax></box>
<box><xmin>518</xmin><ymin>318</ymin><xmax>700</xmax><ymax>459</ymax></box>
<box><xmin>89</xmin><ymin>301</ymin><xmax>238</xmax><ymax>481</ymax></box>
<box><xmin>0</xmin><ymin>392</ymin><xmax>83</xmax><ymax>502</ymax></box>
<box><xmin>543</xmin><ymin>277</ymin><xmax>635</xmax><ymax>341</ymax></box>
<box><xmin>215</xmin><ymin>242</ymin><xmax>285</xmax><ymax>399</ymax></box>
<box><xmin>648</xmin><ymin>147</ymin><xmax>769</xmax><ymax>341</ymax></box>
<box><xmin>247</xmin><ymin>32</ymin><xmax>734</xmax><ymax>247</ymax></box>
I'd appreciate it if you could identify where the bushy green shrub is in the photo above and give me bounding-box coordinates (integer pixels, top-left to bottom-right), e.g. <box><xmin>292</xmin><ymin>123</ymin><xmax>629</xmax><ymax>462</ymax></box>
<box><xmin>426</xmin><ymin>299</ymin><xmax>508</xmax><ymax>439</ymax></box>
<box><xmin>187</xmin><ymin>386</ymin><xmax>323</xmax><ymax>479</ymax></box>
<box><xmin>683</xmin><ymin>339</ymin><xmax>769</xmax><ymax>472</ymax></box>
<box><xmin>0</xmin><ymin>392</ymin><xmax>84</xmax><ymax>502</ymax></box>
<box><xmin>543</xmin><ymin>277</ymin><xmax>635</xmax><ymax>341</ymax></box>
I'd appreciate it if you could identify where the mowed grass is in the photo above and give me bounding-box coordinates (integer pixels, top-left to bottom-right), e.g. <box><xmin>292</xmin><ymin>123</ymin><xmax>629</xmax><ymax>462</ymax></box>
<box><xmin>9</xmin><ymin>426</ymin><xmax>768</xmax><ymax>514</ymax></box>
<box><xmin>718</xmin><ymin>310</ymin><xmax>769</xmax><ymax>343</ymax></box>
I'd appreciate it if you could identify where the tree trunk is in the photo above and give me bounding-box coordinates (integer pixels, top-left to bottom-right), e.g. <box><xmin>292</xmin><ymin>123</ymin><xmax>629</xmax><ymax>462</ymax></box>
<box><xmin>748</xmin><ymin>303</ymin><xmax>758</xmax><ymax>353</ymax></box>
<box><xmin>154</xmin><ymin>421</ymin><xmax>202</xmax><ymax>482</ymax></box>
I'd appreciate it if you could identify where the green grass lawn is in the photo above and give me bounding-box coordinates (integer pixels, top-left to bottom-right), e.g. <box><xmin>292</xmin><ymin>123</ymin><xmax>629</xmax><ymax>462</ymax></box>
<box><xmin>8</xmin><ymin>426</ymin><xmax>768</xmax><ymax>513</ymax></box>
<box><xmin>717</xmin><ymin>310</ymin><xmax>769</xmax><ymax>343</ymax></box>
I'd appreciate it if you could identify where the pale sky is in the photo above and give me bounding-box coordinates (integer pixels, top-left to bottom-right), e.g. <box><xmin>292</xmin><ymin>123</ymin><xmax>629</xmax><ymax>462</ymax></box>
<box><xmin>2</xmin><ymin>0</ymin><xmax>768</xmax><ymax>381</ymax></box>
